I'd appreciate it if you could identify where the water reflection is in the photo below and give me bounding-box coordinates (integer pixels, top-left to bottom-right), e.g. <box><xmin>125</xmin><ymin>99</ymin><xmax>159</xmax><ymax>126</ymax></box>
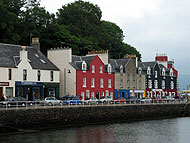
<box><xmin>1</xmin><ymin>117</ymin><xmax>190</xmax><ymax>143</ymax></box>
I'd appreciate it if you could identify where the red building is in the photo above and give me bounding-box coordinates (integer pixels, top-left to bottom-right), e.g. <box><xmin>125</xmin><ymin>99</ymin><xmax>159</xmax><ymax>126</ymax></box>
<box><xmin>72</xmin><ymin>55</ymin><xmax>114</xmax><ymax>100</ymax></box>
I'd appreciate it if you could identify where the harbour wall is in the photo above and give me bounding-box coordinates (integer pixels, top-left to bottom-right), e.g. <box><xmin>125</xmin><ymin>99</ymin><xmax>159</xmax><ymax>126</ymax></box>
<box><xmin>0</xmin><ymin>104</ymin><xmax>190</xmax><ymax>130</ymax></box>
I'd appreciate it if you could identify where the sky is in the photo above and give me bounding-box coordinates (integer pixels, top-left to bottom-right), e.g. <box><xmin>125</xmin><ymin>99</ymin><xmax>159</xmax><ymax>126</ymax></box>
<box><xmin>40</xmin><ymin>0</ymin><xmax>190</xmax><ymax>89</ymax></box>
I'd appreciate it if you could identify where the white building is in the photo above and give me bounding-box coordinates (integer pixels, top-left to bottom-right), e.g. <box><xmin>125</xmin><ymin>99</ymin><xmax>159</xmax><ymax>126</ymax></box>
<box><xmin>0</xmin><ymin>39</ymin><xmax>60</xmax><ymax>100</ymax></box>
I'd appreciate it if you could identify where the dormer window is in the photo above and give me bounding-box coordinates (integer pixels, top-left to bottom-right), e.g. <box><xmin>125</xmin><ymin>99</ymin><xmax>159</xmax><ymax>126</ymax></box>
<box><xmin>82</xmin><ymin>61</ymin><xmax>87</xmax><ymax>72</ymax></box>
<box><xmin>155</xmin><ymin>71</ymin><xmax>157</xmax><ymax>78</ymax></box>
<box><xmin>147</xmin><ymin>66</ymin><xmax>151</xmax><ymax>75</ymax></box>
<box><xmin>170</xmin><ymin>69</ymin><xmax>173</xmax><ymax>77</ymax></box>
<box><xmin>108</xmin><ymin>64</ymin><xmax>112</xmax><ymax>74</ymax></box>
<box><xmin>162</xmin><ymin>68</ymin><xmax>165</xmax><ymax>76</ymax></box>
<box><xmin>138</xmin><ymin>67</ymin><xmax>142</xmax><ymax>75</ymax></box>
<box><xmin>120</xmin><ymin>65</ymin><xmax>123</xmax><ymax>74</ymax></box>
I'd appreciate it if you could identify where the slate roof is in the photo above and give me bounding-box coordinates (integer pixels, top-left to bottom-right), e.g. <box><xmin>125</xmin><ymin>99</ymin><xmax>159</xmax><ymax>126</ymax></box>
<box><xmin>110</xmin><ymin>58</ymin><xmax>131</xmax><ymax>73</ymax></box>
<box><xmin>0</xmin><ymin>43</ymin><xmax>59</xmax><ymax>71</ymax></box>
<box><xmin>70</xmin><ymin>55</ymin><xmax>96</xmax><ymax>70</ymax></box>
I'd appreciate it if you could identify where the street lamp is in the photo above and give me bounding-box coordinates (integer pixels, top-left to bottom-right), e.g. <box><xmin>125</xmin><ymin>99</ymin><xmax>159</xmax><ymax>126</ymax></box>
<box><xmin>64</xmin><ymin>68</ymin><xmax>71</xmax><ymax>96</ymax></box>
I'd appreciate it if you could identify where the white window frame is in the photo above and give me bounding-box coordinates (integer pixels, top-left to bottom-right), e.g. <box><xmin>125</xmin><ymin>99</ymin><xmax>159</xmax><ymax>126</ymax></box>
<box><xmin>100</xmin><ymin>66</ymin><xmax>103</xmax><ymax>73</ymax></box>
<box><xmin>120</xmin><ymin>65</ymin><xmax>123</xmax><ymax>74</ymax></box>
<box><xmin>106</xmin><ymin>90</ymin><xmax>109</xmax><ymax>96</ymax></box>
<box><xmin>91</xmin><ymin>92</ymin><xmax>95</xmax><ymax>98</ymax></box>
<box><xmin>101</xmin><ymin>92</ymin><xmax>104</xmax><ymax>97</ymax></box>
<box><xmin>92</xmin><ymin>65</ymin><xmax>95</xmax><ymax>73</ymax></box>
<box><xmin>154</xmin><ymin>80</ymin><xmax>158</xmax><ymax>89</ymax></box>
<box><xmin>171</xmin><ymin>81</ymin><xmax>174</xmax><ymax>89</ymax></box>
<box><xmin>100</xmin><ymin>78</ymin><xmax>104</xmax><ymax>88</ymax></box>
<box><xmin>155</xmin><ymin>71</ymin><xmax>157</xmax><ymax>78</ymax></box>
<box><xmin>81</xmin><ymin>92</ymin><xmax>85</xmax><ymax>101</ymax></box>
<box><xmin>82</xmin><ymin>61</ymin><xmax>87</xmax><ymax>72</ymax></box>
<box><xmin>110</xmin><ymin>92</ymin><xmax>113</xmax><ymax>99</ymax></box>
<box><xmin>83</xmin><ymin>78</ymin><xmax>86</xmax><ymax>87</ymax></box>
<box><xmin>91</xmin><ymin>78</ymin><xmax>95</xmax><ymax>88</ymax></box>
<box><xmin>148</xmin><ymin>80</ymin><xmax>152</xmax><ymax>89</ymax></box>
<box><xmin>86</xmin><ymin>90</ymin><xmax>90</xmax><ymax>99</ymax></box>
<box><xmin>108</xmin><ymin>64</ymin><xmax>112</xmax><ymax>74</ymax></box>
<box><xmin>147</xmin><ymin>66</ymin><xmax>151</xmax><ymax>75</ymax></box>
<box><xmin>162</xmin><ymin>80</ymin><xmax>165</xmax><ymax>89</ymax></box>
<box><xmin>120</xmin><ymin>78</ymin><xmax>123</xmax><ymax>88</ymax></box>
<box><xmin>108</xmin><ymin>79</ymin><xmax>111</xmax><ymax>88</ymax></box>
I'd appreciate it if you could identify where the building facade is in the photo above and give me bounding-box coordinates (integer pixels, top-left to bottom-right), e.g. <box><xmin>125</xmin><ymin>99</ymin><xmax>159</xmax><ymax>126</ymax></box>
<box><xmin>111</xmin><ymin>56</ymin><xmax>146</xmax><ymax>99</ymax></box>
<box><xmin>138</xmin><ymin>54</ymin><xmax>178</xmax><ymax>98</ymax></box>
<box><xmin>0</xmin><ymin>39</ymin><xmax>60</xmax><ymax>100</ymax></box>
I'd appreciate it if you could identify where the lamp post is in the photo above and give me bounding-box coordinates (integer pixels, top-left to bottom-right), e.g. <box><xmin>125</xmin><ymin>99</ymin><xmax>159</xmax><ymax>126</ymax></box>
<box><xmin>64</xmin><ymin>68</ymin><xmax>71</xmax><ymax>96</ymax></box>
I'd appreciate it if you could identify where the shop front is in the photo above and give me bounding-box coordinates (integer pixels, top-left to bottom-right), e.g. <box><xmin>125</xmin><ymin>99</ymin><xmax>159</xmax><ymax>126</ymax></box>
<box><xmin>0</xmin><ymin>82</ymin><xmax>13</xmax><ymax>100</ymax></box>
<box><xmin>134</xmin><ymin>90</ymin><xmax>146</xmax><ymax>99</ymax></box>
<box><xmin>114</xmin><ymin>89</ymin><xmax>130</xmax><ymax>99</ymax></box>
<box><xmin>15</xmin><ymin>81</ymin><xmax>44</xmax><ymax>100</ymax></box>
<box><xmin>43</xmin><ymin>83</ymin><xmax>59</xmax><ymax>99</ymax></box>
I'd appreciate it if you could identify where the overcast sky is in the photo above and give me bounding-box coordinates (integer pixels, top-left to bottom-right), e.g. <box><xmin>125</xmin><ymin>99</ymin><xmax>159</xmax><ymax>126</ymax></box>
<box><xmin>40</xmin><ymin>0</ymin><xmax>190</xmax><ymax>88</ymax></box>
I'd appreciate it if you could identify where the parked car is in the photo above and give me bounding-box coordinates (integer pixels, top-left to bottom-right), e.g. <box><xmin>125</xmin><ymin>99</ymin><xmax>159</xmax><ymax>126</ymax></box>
<box><xmin>99</xmin><ymin>96</ymin><xmax>113</xmax><ymax>104</ymax></box>
<box><xmin>152</xmin><ymin>97</ymin><xmax>165</xmax><ymax>103</ymax></box>
<box><xmin>84</xmin><ymin>97</ymin><xmax>99</xmax><ymax>105</ymax></box>
<box><xmin>140</xmin><ymin>97</ymin><xmax>152</xmax><ymax>103</ymax></box>
<box><xmin>166</xmin><ymin>96</ymin><xmax>175</xmax><ymax>102</ymax></box>
<box><xmin>0</xmin><ymin>97</ymin><xmax>34</xmax><ymax>107</ymax></box>
<box><xmin>63</xmin><ymin>97</ymin><xmax>82</xmax><ymax>105</ymax></box>
<box><xmin>44</xmin><ymin>97</ymin><xmax>62</xmax><ymax>106</ymax></box>
<box><xmin>113</xmin><ymin>97</ymin><xmax>126</xmax><ymax>104</ymax></box>
<box><xmin>62</xmin><ymin>95</ymin><xmax>73</xmax><ymax>101</ymax></box>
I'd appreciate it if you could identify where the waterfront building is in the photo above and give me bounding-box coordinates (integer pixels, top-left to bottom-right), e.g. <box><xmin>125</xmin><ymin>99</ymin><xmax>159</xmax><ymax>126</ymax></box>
<box><xmin>110</xmin><ymin>55</ymin><xmax>146</xmax><ymax>99</ymax></box>
<box><xmin>0</xmin><ymin>38</ymin><xmax>60</xmax><ymax>100</ymax></box>
<box><xmin>138</xmin><ymin>53</ymin><xmax>178</xmax><ymax>98</ymax></box>
<box><xmin>48</xmin><ymin>48</ymin><xmax>114</xmax><ymax>100</ymax></box>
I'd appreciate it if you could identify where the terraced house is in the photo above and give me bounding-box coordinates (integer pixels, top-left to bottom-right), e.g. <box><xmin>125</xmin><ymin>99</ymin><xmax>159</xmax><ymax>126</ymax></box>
<box><xmin>0</xmin><ymin>38</ymin><xmax>60</xmax><ymax>100</ymax></box>
<box><xmin>111</xmin><ymin>55</ymin><xmax>146</xmax><ymax>99</ymax></box>
<box><xmin>48</xmin><ymin>48</ymin><xmax>114</xmax><ymax>100</ymax></box>
<box><xmin>138</xmin><ymin>54</ymin><xmax>178</xmax><ymax>98</ymax></box>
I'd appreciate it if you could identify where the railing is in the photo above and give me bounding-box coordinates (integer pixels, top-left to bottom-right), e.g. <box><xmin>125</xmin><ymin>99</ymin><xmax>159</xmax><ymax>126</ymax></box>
<box><xmin>0</xmin><ymin>99</ymin><xmax>188</xmax><ymax>110</ymax></box>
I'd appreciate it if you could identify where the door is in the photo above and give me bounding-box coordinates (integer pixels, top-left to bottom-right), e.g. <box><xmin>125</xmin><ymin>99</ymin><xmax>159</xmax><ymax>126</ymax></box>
<box><xmin>27</xmin><ymin>88</ymin><xmax>33</xmax><ymax>101</ymax></box>
<box><xmin>0</xmin><ymin>87</ymin><xmax>3</xmax><ymax>100</ymax></box>
<box><xmin>96</xmin><ymin>92</ymin><xmax>100</xmax><ymax>99</ymax></box>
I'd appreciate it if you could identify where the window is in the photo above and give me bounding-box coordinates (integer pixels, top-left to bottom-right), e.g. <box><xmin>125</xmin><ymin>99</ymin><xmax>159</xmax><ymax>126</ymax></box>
<box><xmin>108</xmin><ymin>79</ymin><xmax>111</xmax><ymax>88</ymax></box>
<box><xmin>133</xmin><ymin>80</ymin><xmax>135</xmax><ymax>88</ymax></box>
<box><xmin>101</xmin><ymin>92</ymin><xmax>104</xmax><ymax>97</ymax></box>
<box><xmin>171</xmin><ymin>81</ymin><xmax>174</xmax><ymax>89</ymax></box>
<box><xmin>91</xmin><ymin>78</ymin><xmax>95</xmax><ymax>88</ymax></box>
<box><xmin>170</xmin><ymin>69</ymin><xmax>173</xmax><ymax>77</ymax></box>
<box><xmin>81</xmin><ymin>92</ymin><xmax>85</xmax><ymax>100</ymax></box>
<box><xmin>82</xmin><ymin>61</ymin><xmax>87</xmax><ymax>72</ymax></box>
<box><xmin>162</xmin><ymin>68</ymin><xmax>165</xmax><ymax>76</ymax></box>
<box><xmin>91</xmin><ymin>92</ymin><xmax>95</xmax><ymax>98</ymax></box>
<box><xmin>127</xmin><ymin>80</ymin><xmax>130</xmax><ymax>88</ymax></box>
<box><xmin>86</xmin><ymin>90</ymin><xmax>90</xmax><ymax>99</ymax></box>
<box><xmin>139</xmin><ymin>67</ymin><xmax>142</xmax><ymax>75</ymax></box>
<box><xmin>139</xmin><ymin>80</ymin><xmax>142</xmax><ymax>88</ymax></box>
<box><xmin>100</xmin><ymin>66</ymin><xmax>103</xmax><ymax>73</ymax></box>
<box><xmin>110</xmin><ymin>92</ymin><xmax>113</xmax><ymax>99</ymax></box>
<box><xmin>154</xmin><ymin>80</ymin><xmax>158</xmax><ymax>89</ymax></box>
<box><xmin>100</xmin><ymin>78</ymin><xmax>104</xmax><ymax>88</ymax></box>
<box><xmin>162</xmin><ymin>80</ymin><xmax>165</xmax><ymax>89</ymax></box>
<box><xmin>106</xmin><ymin>90</ymin><xmax>109</xmax><ymax>96</ymax></box>
<box><xmin>155</xmin><ymin>71</ymin><xmax>157</xmax><ymax>78</ymax></box>
<box><xmin>50</xmin><ymin>71</ymin><xmax>53</xmax><ymax>81</ymax></box>
<box><xmin>148</xmin><ymin>80</ymin><xmax>152</xmax><ymax>89</ymax></box>
<box><xmin>8</xmin><ymin>69</ymin><xmax>12</xmax><ymax>80</ymax></box>
<box><xmin>147</xmin><ymin>66</ymin><xmax>151</xmax><ymax>75</ymax></box>
<box><xmin>37</xmin><ymin>70</ymin><xmax>41</xmax><ymax>81</ymax></box>
<box><xmin>23</xmin><ymin>69</ymin><xmax>27</xmax><ymax>80</ymax></box>
<box><xmin>120</xmin><ymin>78</ymin><xmax>123</xmax><ymax>88</ymax></box>
<box><xmin>6</xmin><ymin>87</ymin><xmax>13</xmax><ymax>98</ymax></box>
<box><xmin>83</xmin><ymin>78</ymin><xmax>86</xmax><ymax>87</ymax></box>
<box><xmin>108</xmin><ymin>64</ymin><xmax>112</xmax><ymax>74</ymax></box>
<box><xmin>92</xmin><ymin>65</ymin><xmax>95</xmax><ymax>73</ymax></box>
<box><xmin>120</xmin><ymin>65</ymin><xmax>123</xmax><ymax>74</ymax></box>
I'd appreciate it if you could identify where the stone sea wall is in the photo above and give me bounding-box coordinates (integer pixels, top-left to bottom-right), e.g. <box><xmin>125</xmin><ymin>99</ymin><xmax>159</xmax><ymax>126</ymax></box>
<box><xmin>0</xmin><ymin>104</ymin><xmax>190</xmax><ymax>130</ymax></box>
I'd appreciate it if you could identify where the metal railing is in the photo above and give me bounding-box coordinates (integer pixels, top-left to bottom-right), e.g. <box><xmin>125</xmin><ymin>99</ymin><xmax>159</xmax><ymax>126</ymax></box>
<box><xmin>0</xmin><ymin>99</ymin><xmax>188</xmax><ymax>110</ymax></box>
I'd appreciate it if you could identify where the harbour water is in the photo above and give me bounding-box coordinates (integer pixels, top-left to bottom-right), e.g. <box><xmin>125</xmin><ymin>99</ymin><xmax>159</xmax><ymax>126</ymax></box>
<box><xmin>1</xmin><ymin>117</ymin><xmax>190</xmax><ymax>143</ymax></box>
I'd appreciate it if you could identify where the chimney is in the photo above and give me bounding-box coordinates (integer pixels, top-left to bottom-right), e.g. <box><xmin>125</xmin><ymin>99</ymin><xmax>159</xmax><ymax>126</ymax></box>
<box><xmin>20</xmin><ymin>46</ymin><xmax>28</xmax><ymax>60</ymax></box>
<box><xmin>31</xmin><ymin>37</ymin><xmax>40</xmax><ymax>51</ymax></box>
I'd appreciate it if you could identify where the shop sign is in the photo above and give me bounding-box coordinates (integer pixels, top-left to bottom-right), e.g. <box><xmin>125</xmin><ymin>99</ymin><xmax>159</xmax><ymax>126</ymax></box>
<box><xmin>0</xmin><ymin>82</ymin><xmax>9</xmax><ymax>86</ymax></box>
<box><xmin>16</xmin><ymin>81</ymin><xmax>43</xmax><ymax>86</ymax></box>
<box><xmin>134</xmin><ymin>90</ymin><xmax>145</xmax><ymax>93</ymax></box>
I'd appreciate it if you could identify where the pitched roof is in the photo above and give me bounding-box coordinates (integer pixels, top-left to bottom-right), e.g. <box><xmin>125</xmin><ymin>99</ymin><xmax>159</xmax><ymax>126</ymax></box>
<box><xmin>70</xmin><ymin>55</ymin><xmax>96</xmax><ymax>70</ymax></box>
<box><xmin>0</xmin><ymin>43</ymin><xmax>59</xmax><ymax>71</ymax></box>
<box><xmin>110</xmin><ymin>58</ymin><xmax>131</xmax><ymax>73</ymax></box>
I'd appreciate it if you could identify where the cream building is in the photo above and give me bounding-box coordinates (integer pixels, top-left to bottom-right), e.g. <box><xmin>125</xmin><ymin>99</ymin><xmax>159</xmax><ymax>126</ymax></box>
<box><xmin>0</xmin><ymin>39</ymin><xmax>60</xmax><ymax>100</ymax></box>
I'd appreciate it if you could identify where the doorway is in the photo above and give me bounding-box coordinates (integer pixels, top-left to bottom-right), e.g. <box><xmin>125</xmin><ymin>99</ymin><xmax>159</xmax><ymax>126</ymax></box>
<box><xmin>96</xmin><ymin>92</ymin><xmax>100</xmax><ymax>99</ymax></box>
<box><xmin>0</xmin><ymin>87</ymin><xmax>3</xmax><ymax>100</ymax></box>
<box><xmin>27</xmin><ymin>88</ymin><xmax>33</xmax><ymax>101</ymax></box>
